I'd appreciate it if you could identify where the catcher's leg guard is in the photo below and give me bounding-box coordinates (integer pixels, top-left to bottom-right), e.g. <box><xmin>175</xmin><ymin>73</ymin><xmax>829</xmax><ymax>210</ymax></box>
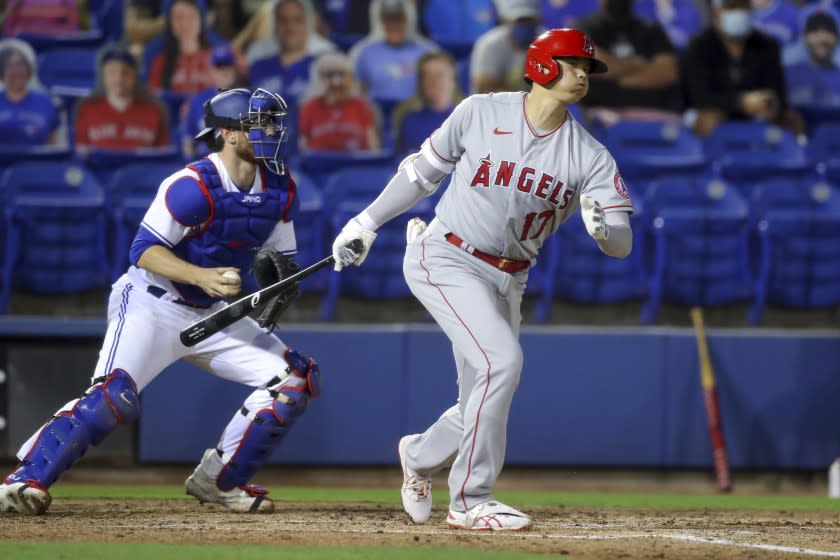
<box><xmin>5</xmin><ymin>369</ymin><xmax>139</xmax><ymax>489</ymax></box>
<box><xmin>217</xmin><ymin>349</ymin><xmax>319</xmax><ymax>490</ymax></box>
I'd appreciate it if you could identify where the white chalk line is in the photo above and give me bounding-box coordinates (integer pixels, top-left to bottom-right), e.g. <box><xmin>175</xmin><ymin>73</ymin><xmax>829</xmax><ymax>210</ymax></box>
<box><xmin>130</xmin><ymin>519</ymin><xmax>840</xmax><ymax>557</ymax></box>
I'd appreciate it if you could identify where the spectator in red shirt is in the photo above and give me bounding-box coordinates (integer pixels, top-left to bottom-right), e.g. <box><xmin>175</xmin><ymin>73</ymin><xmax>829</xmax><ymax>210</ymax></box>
<box><xmin>298</xmin><ymin>52</ymin><xmax>380</xmax><ymax>152</ymax></box>
<box><xmin>75</xmin><ymin>44</ymin><xmax>170</xmax><ymax>153</ymax></box>
<box><xmin>148</xmin><ymin>0</ymin><xmax>215</xmax><ymax>95</ymax></box>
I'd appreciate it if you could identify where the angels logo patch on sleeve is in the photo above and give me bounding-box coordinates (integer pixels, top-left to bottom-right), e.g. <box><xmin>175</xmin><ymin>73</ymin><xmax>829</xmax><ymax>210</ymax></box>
<box><xmin>614</xmin><ymin>172</ymin><xmax>630</xmax><ymax>200</ymax></box>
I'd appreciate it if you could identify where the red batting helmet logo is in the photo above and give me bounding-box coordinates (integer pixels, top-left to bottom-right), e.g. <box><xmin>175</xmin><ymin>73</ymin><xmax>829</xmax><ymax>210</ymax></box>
<box><xmin>583</xmin><ymin>36</ymin><xmax>594</xmax><ymax>56</ymax></box>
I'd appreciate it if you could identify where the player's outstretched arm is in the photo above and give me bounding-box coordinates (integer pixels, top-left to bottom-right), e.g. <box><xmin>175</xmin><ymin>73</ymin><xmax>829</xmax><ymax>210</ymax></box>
<box><xmin>331</xmin><ymin>155</ymin><xmax>444</xmax><ymax>271</ymax></box>
<box><xmin>136</xmin><ymin>245</ymin><xmax>241</xmax><ymax>298</ymax></box>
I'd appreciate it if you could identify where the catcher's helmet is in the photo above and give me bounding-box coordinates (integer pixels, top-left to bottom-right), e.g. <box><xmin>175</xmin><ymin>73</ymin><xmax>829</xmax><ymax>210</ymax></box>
<box><xmin>524</xmin><ymin>28</ymin><xmax>608</xmax><ymax>86</ymax></box>
<box><xmin>195</xmin><ymin>87</ymin><xmax>289</xmax><ymax>175</ymax></box>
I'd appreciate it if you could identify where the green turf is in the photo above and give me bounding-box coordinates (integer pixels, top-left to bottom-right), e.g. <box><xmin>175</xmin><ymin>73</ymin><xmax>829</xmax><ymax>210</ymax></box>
<box><xmin>0</xmin><ymin>543</ymin><xmax>563</xmax><ymax>560</ymax></box>
<box><xmin>50</xmin><ymin>485</ymin><xmax>840</xmax><ymax>511</ymax></box>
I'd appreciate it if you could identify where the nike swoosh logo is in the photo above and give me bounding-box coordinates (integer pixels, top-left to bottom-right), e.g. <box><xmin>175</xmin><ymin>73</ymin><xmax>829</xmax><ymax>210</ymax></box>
<box><xmin>493</xmin><ymin>128</ymin><xmax>512</xmax><ymax>135</ymax></box>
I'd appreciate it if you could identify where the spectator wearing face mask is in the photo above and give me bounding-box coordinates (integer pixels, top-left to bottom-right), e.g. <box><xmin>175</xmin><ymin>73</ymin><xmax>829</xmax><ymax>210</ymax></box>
<box><xmin>471</xmin><ymin>0</ymin><xmax>543</xmax><ymax>94</ymax></box>
<box><xmin>578</xmin><ymin>0</ymin><xmax>682</xmax><ymax>126</ymax></box>
<box><xmin>683</xmin><ymin>0</ymin><xmax>803</xmax><ymax>136</ymax></box>
<box><xmin>784</xmin><ymin>10</ymin><xmax>840</xmax><ymax>109</ymax></box>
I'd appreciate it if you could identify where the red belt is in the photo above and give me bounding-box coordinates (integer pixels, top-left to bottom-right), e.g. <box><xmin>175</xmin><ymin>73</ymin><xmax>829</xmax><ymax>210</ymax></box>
<box><xmin>445</xmin><ymin>233</ymin><xmax>529</xmax><ymax>274</ymax></box>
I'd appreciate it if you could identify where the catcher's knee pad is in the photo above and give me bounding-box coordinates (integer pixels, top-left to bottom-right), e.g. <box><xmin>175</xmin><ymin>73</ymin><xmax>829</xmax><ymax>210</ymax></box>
<box><xmin>217</xmin><ymin>350</ymin><xmax>320</xmax><ymax>490</ymax></box>
<box><xmin>6</xmin><ymin>369</ymin><xmax>139</xmax><ymax>488</ymax></box>
<box><xmin>284</xmin><ymin>347</ymin><xmax>321</xmax><ymax>397</ymax></box>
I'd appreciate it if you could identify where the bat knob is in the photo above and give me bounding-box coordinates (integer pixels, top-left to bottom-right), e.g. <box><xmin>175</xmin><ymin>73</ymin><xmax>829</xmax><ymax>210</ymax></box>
<box><xmin>347</xmin><ymin>238</ymin><xmax>365</xmax><ymax>253</ymax></box>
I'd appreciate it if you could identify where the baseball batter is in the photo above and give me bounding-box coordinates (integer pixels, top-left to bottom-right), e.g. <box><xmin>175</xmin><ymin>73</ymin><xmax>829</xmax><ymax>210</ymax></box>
<box><xmin>0</xmin><ymin>88</ymin><xmax>320</xmax><ymax>516</ymax></box>
<box><xmin>332</xmin><ymin>29</ymin><xmax>634</xmax><ymax>530</ymax></box>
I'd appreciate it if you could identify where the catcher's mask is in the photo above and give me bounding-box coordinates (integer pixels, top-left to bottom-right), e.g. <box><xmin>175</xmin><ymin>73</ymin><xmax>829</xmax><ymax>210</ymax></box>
<box><xmin>195</xmin><ymin>87</ymin><xmax>290</xmax><ymax>175</ymax></box>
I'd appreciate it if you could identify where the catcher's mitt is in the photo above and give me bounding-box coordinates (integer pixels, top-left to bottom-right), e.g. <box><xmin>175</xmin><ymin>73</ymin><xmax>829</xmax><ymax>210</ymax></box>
<box><xmin>252</xmin><ymin>248</ymin><xmax>301</xmax><ymax>331</ymax></box>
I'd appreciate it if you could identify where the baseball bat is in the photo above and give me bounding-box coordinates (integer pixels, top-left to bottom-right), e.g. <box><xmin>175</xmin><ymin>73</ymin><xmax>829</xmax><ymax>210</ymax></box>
<box><xmin>179</xmin><ymin>240</ymin><xmax>362</xmax><ymax>347</ymax></box>
<box><xmin>689</xmin><ymin>306</ymin><xmax>733</xmax><ymax>493</ymax></box>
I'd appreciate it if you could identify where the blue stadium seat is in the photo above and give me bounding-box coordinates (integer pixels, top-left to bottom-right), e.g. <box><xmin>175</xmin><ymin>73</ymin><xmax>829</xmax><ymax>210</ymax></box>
<box><xmin>320</xmin><ymin>164</ymin><xmax>396</xmax><ymax>214</ymax></box>
<box><xmin>82</xmin><ymin>147</ymin><xmax>183</xmax><ymax>188</ymax></box>
<box><xmin>704</xmin><ymin>122</ymin><xmax>810</xmax><ymax>196</ymax></box>
<box><xmin>111</xmin><ymin>195</ymin><xmax>154</xmax><ymax>280</ymax></box>
<box><xmin>106</xmin><ymin>162</ymin><xmax>176</xmax><ymax>278</ymax></box>
<box><xmin>289</xmin><ymin>170</ymin><xmax>327</xmax><ymax>293</ymax></box>
<box><xmin>533</xmin><ymin>201</ymin><xmax>647</xmax><ymax>323</ymax></box>
<box><xmin>297</xmin><ymin>149</ymin><xmax>395</xmax><ymax>190</ymax></box>
<box><xmin>37</xmin><ymin>47</ymin><xmax>99</xmax><ymax>97</ymax></box>
<box><xmin>808</xmin><ymin>123</ymin><xmax>840</xmax><ymax>184</ymax></box>
<box><xmin>1</xmin><ymin>162</ymin><xmax>109</xmax><ymax>295</ymax></box>
<box><xmin>456</xmin><ymin>59</ymin><xmax>471</xmax><ymax>96</ymax></box>
<box><xmin>749</xmin><ymin>180</ymin><xmax>840</xmax><ymax>323</ymax></box>
<box><xmin>601</xmin><ymin>120</ymin><xmax>707</xmax><ymax>185</ymax></box>
<box><xmin>18</xmin><ymin>32</ymin><xmax>105</xmax><ymax>53</ymax></box>
<box><xmin>321</xmin><ymin>198</ymin><xmax>434</xmax><ymax>320</ymax></box>
<box><xmin>642</xmin><ymin>178</ymin><xmax>753</xmax><ymax>323</ymax></box>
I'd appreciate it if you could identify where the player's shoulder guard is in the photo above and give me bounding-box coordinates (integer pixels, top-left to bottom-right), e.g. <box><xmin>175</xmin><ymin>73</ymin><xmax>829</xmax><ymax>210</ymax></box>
<box><xmin>164</xmin><ymin>175</ymin><xmax>214</xmax><ymax>227</ymax></box>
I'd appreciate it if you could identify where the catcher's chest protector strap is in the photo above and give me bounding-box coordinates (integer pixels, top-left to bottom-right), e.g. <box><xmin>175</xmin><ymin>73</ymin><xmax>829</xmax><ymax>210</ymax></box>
<box><xmin>5</xmin><ymin>369</ymin><xmax>139</xmax><ymax>488</ymax></box>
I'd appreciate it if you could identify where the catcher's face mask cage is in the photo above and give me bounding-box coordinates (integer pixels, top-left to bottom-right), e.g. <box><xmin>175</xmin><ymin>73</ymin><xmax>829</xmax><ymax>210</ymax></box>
<box><xmin>246</xmin><ymin>88</ymin><xmax>289</xmax><ymax>175</ymax></box>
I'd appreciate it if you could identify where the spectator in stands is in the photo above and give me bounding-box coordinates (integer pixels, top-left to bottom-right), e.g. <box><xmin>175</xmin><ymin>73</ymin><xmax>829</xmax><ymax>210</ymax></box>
<box><xmin>783</xmin><ymin>4</ymin><xmax>840</xmax><ymax>67</ymax></box>
<box><xmin>392</xmin><ymin>51</ymin><xmax>461</xmax><ymax>156</ymax></box>
<box><xmin>683</xmin><ymin>0</ymin><xmax>804</xmax><ymax>136</ymax></box>
<box><xmin>248</xmin><ymin>0</ymin><xmax>333</xmax><ymax>123</ymax></box>
<box><xmin>540</xmin><ymin>0</ymin><xmax>597</xmax><ymax>30</ymax></box>
<box><xmin>75</xmin><ymin>44</ymin><xmax>170</xmax><ymax>153</ymax></box>
<box><xmin>148</xmin><ymin>0</ymin><xmax>216</xmax><ymax>95</ymax></box>
<box><xmin>751</xmin><ymin>0</ymin><xmax>800</xmax><ymax>47</ymax></box>
<box><xmin>243</xmin><ymin>0</ymin><xmax>336</xmax><ymax>64</ymax></box>
<box><xmin>350</xmin><ymin>0</ymin><xmax>438</xmax><ymax>105</ymax></box>
<box><xmin>298</xmin><ymin>52</ymin><xmax>380</xmax><ymax>152</ymax></box>
<box><xmin>0</xmin><ymin>39</ymin><xmax>61</xmax><ymax>146</ymax></box>
<box><xmin>785</xmin><ymin>10</ymin><xmax>840</xmax><ymax>108</ymax></box>
<box><xmin>3</xmin><ymin>0</ymin><xmax>81</xmax><ymax>37</ymax></box>
<box><xmin>633</xmin><ymin>0</ymin><xmax>705</xmax><ymax>49</ymax></box>
<box><xmin>471</xmin><ymin>0</ymin><xmax>542</xmax><ymax>94</ymax></box>
<box><xmin>578</xmin><ymin>0</ymin><xmax>683</xmax><ymax>126</ymax></box>
<box><xmin>181</xmin><ymin>44</ymin><xmax>243</xmax><ymax>157</ymax></box>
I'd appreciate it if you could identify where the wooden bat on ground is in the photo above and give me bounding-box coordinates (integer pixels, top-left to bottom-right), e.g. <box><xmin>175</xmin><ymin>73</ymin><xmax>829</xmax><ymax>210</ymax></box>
<box><xmin>180</xmin><ymin>240</ymin><xmax>363</xmax><ymax>347</ymax></box>
<box><xmin>689</xmin><ymin>306</ymin><xmax>732</xmax><ymax>493</ymax></box>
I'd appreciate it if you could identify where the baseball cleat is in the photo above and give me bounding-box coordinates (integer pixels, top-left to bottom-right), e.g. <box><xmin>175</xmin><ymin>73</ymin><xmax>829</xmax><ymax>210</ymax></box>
<box><xmin>0</xmin><ymin>481</ymin><xmax>52</xmax><ymax>515</ymax></box>
<box><xmin>185</xmin><ymin>449</ymin><xmax>274</xmax><ymax>514</ymax></box>
<box><xmin>399</xmin><ymin>435</ymin><xmax>432</xmax><ymax>523</ymax></box>
<box><xmin>447</xmin><ymin>501</ymin><xmax>532</xmax><ymax>532</ymax></box>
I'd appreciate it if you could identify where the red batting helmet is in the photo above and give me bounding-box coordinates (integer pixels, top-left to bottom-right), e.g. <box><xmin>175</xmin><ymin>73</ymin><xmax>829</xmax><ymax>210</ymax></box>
<box><xmin>524</xmin><ymin>28</ymin><xmax>608</xmax><ymax>86</ymax></box>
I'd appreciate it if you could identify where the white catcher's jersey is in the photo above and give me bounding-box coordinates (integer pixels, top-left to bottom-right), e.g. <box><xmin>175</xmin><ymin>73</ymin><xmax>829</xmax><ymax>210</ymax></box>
<box><xmin>420</xmin><ymin>91</ymin><xmax>634</xmax><ymax>262</ymax></box>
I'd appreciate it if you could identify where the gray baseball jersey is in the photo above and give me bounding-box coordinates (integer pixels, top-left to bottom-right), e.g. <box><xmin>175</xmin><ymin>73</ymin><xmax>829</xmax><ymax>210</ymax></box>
<box><xmin>421</xmin><ymin>91</ymin><xmax>634</xmax><ymax>263</ymax></box>
<box><xmin>399</xmin><ymin>91</ymin><xmax>634</xmax><ymax>515</ymax></box>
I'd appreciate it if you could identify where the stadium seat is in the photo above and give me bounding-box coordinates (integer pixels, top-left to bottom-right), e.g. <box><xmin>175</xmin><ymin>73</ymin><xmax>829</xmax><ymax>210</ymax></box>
<box><xmin>749</xmin><ymin>179</ymin><xmax>840</xmax><ymax>324</ymax></box>
<box><xmin>289</xmin><ymin>170</ymin><xmax>327</xmax><ymax>293</ymax></box>
<box><xmin>704</xmin><ymin>122</ymin><xmax>810</xmax><ymax>196</ymax></box>
<box><xmin>321</xmin><ymin>198</ymin><xmax>434</xmax><ymax>320</ymax></box>
<box><xmin>111</xmin><ymin>195</ymin><xmax>154</xmax><ymax>280</ymax></box>
<box><xmin>642</xmin><ymin>178</ymin><xmax>753</xmax><ymax>323</ymax></box>
<box><xmin>533</xmin><ymin>201</ymin><xmax>647</xmax><ymax>323</ymax></box>
<box><xmin>37</xmin><ymin>47</ymin><xmax>99</xmax><ymax>96</ymax></box>
<box><xmin>0</xmin><ymin>145</ymin><xmax>73</xmax><ymax>179</ymax></box>
<box><xmin>0</xmin><ymin>162</ymin><xmax>109</xmax><ymax>296</ymax></box>
<box><xmin>17</xmin><ymin>32</ymin><xmax>105</xmax><ymax>53</ymax></box>
<box><xmin>297</xmin><ymin>149</ymin><xmax>395</xmax><ymax>190</ymax></box>
<box><xmin>82</xmin><ymin>147</ymin><xmax>183</xmax><ymax>188</ymax></box>
<box><xmin>601</xmin><ymin>120</ymin><xmax>707</xmax><ymax>185</ymax></box>
<box><xmin>106</xmin><ymin>162</ymin><xmax>176</xmax><ymax>278</ymax></box>
<box><xmin>320</xmin><ymin>164</ymin><xmax>396</xmax><ymax>215</ymax></box>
